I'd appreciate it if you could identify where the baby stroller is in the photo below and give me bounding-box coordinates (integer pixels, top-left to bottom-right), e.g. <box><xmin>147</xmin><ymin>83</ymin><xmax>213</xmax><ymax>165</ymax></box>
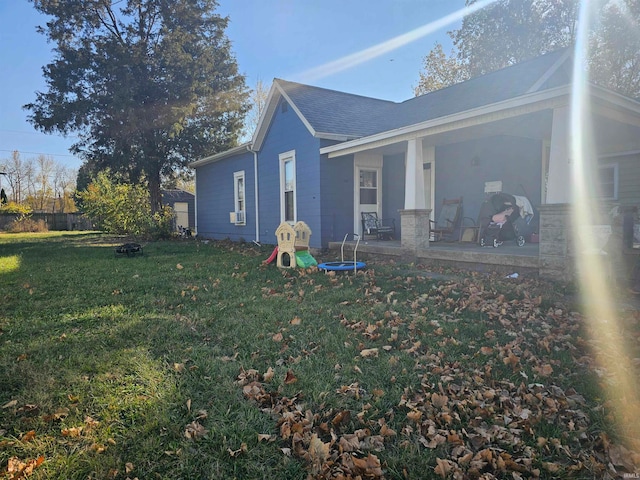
<box><xmin>480</xmin><ymin>193</ymin><xmax>534</xmax><ymax>248</ymax></box>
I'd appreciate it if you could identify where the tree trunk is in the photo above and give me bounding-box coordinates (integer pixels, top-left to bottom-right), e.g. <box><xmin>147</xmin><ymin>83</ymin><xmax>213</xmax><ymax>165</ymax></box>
<box><xmin>148</xmin><ymin>168</ymin><xmax>162</xmax><ymax>214</ymax></box>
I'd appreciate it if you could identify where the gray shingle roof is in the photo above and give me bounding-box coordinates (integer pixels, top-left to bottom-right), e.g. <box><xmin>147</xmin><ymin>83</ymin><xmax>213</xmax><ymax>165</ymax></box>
<box><xmin>276</xmin><ymin>79</ymin><xmax>397</xmax><ymax>137</ymax></box>
<box><xmin>162</xmin><ymin>189</ymin><xmax>195</xmax><ymax>203</ymax></box>
<box><xmin>391</xmin><ymin>48</ymin><xmax>572</xmax><ymax>129</ymax></box>
<box><xmin>276</xmin><ymin>48</ymin><xmax>572</xmax><ymax>139</ymax></box>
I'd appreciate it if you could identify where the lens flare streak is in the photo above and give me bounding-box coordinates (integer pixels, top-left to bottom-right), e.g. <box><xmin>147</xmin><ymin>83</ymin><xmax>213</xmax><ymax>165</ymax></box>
<box><xmin>571</xmin><ymin>0</ymin><xmax>640</xmax><ymax>449</ymax></box>
<box><xmin>295</xmin><ymin>0</ymin><xmax>499</xmax><ymax>83</ymax></box>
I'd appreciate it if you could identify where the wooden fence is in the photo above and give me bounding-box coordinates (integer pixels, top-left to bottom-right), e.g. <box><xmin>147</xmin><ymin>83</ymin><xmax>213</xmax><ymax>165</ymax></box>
<box><xmin>0</xmin><ymin>212</ymin><xmax>93</xmax><ymax>231</ymax></box>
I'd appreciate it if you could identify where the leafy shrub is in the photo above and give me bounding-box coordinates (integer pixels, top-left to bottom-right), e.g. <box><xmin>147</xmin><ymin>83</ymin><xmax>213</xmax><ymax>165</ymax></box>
<box><xmin>147</xmin><ymin>206</ymin><xmax>175</xmax><ymax>240</ymax></box>
<box><xmin>0</xmin><ymin>202</ymin><xmax>33</xmax><ymax>215</ymax></box>
<box><xmin>77</xmin><ymin>170</ymin><xmax>175</xmax><ymax>239</ymax></box>
<box><xmin>7</xmin><ymin>215</ymin><xmax>48</xmax><ymax>233</ymax></box>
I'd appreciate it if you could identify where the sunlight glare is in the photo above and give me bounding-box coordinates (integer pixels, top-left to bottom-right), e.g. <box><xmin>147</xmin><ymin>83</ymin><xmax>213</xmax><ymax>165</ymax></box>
<box><xmin>0</xmin><ymin>255</ymin><xmax>21</xmax><ymax>274</ymax></box>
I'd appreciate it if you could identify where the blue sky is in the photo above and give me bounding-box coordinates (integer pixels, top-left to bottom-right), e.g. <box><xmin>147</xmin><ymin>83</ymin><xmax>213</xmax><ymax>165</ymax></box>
<box><xmin>0</xmin><ymin>0</ymin><xmax>467</xmax><ymax>171</ymax></box>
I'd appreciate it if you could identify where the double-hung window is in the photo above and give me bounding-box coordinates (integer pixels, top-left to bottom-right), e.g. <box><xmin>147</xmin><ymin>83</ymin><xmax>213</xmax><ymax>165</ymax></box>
<box><xmin>359</xmin><ymin>169</ymin><xmax>378</xmax><ymax>205</ymax></box>
<box><xmin>279</xmin><ymin>151</ymin><xmax>296</xmax><ymax>223</ymax></box>
<box><xmin>233</xmin><ymin>170</ymin><xmax>246</xmax><ymax>225</ymax></box>
<box><xmin>597</xmin><ymin>163</ymin><xmax>618</xmax><ymax>200</ymax></box>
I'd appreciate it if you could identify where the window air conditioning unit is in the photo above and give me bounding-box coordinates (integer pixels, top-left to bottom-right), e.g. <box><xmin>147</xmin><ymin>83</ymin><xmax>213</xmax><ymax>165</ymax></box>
<box><xmin>230</xmin><ymin>211</ymin><xmax>245</xmax><ymax>224</ymax></box>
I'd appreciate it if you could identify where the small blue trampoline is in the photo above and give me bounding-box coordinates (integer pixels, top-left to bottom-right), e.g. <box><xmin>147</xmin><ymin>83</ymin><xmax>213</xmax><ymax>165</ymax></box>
<box><xmin>317</xmin><ymin>234</ymin><xmax>366</xmax><ymax>273</ymax></box>
<box><xmin>317</xmin><ymin>261</ymin><xmax>366</xmax><ymax>271</ymax></box>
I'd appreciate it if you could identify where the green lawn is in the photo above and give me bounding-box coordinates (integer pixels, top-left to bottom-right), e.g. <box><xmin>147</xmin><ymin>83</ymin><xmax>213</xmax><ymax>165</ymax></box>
<box><xmin>0</xmin><ymin>232</ymin><xmax>638</xmax><ymax>479</ymax></box>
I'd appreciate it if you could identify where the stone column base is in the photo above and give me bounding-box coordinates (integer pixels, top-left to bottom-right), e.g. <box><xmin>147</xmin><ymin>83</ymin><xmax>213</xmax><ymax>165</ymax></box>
<box><xmin>399</xmin><ymin>209</ymin><xmax>431</xmax><ymax>252</ymax></box>
<box><xmin>538</xmin><ymin>203</ymin><xmax>572</xmax><ymax>282</ymax></box>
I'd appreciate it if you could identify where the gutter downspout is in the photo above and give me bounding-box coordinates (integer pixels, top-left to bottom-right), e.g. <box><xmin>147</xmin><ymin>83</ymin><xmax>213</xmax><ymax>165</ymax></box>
<box><xmin>251</xmin><ymin>147</ymin><xmax>260</xmax><ymax>244</ymax></box>
<box><xmin>193</xmin><ymin>170</ymin><xmax>198</xmax><ymax>236</ymax></box>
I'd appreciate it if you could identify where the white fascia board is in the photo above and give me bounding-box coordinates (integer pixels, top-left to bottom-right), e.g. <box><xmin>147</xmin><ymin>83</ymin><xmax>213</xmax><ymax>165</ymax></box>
<box><xmin>189</xmin><ymin>143</ymin><xmax>252</xmax><ymax>168</ymax></box>
<box><xmin>319</xmin><ymin>85</ymin><xmax>572</xmax><ymax>157</ymax></box>
<box><xmin>314</xmin><ymin>132</ymin><xmax>359</xmax><ymax>142</ymax></box>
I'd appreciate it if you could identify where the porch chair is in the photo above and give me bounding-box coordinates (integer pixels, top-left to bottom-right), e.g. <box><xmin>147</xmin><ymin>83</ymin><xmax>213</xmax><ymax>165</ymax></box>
<box><xmin>430</xmin><ymin>197</ymin><xmax>462</xmax><ymax>242</ymax></box>
<box><xmin>360</xmin><ymin>212</ymin><xmax>396</xmax><ymax>240</ymax></box>
<box><xmin>459</xmin><ymin>199</ymin><xmax>495</xmax><ymax>243</ymax></box>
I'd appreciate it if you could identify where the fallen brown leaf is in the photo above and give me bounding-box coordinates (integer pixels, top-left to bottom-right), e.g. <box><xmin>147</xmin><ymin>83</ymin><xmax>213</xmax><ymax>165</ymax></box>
<box><xmin>360</xmin><ymin>348</ymin><xmax>379</xmax><ymax>358</ymax></box>
<box><xmin>284</xmin><ymin>370</ymin><xmax>297</xmax><ymax>384</ymax></box>
<box><xmin>5</xmin><ymin>456</ymin><xmax>44</xmax><ymax>479</ymax></box>
<box><xmin>2</xmin><ymin>400</ymin><xmax>17</xmax><ymax>409</ymax></box>
<box><xmin>20</xmin><ymin>431</ymin><xmax>36</xmax><ymax>443</ymax></box>
<box><xmin>227</xmin><ymin>443</ymin><xmax>247</xmax><ymax>457</ymax></box>
<box><xmin>61</xmin><ymin>426</ymin><xmax>82</xmax><ymax>437</ymax></box>
<box><xmin>309</xmin><ymin>434</ymin><xmax>330</xmax><ymax>464</ymax></box>
<box><xmin>263</xmin><ymin>367</ymin><xmax>275</xmax><ymax>382</ymax></box>
<box><xmin>434</xmin><ymin>457</ymin><xmax>454</xmax><ymax>477</ymax></box>
<box><xmin>184</xmin><ymin>421</ymin><xmax>207</xmax><ymax>441</ymax></box>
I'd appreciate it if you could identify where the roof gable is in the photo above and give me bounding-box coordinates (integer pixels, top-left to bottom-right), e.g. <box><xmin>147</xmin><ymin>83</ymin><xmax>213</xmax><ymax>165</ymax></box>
<box><xmin>251</xmin><ymin>79</ymin><xmax>396</xmax><ymax>150</ymax></box>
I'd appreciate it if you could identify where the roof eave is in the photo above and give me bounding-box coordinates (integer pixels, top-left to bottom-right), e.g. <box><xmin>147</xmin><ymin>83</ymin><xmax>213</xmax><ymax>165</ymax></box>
<box><xmin>190</xmin><ymin>143</ymin><xmax>252</xmax><ymax>168</ymax></box>
<box><xmin>589</xmin><ymin>83</ymin><xmax>640</xmax><ymax>114</ymax></box>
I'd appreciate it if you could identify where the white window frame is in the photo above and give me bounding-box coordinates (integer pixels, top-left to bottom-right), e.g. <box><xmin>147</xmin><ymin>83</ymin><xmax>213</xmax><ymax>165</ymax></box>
<box><xmin>359</xmin><ymin>168</ymin><xmax>378</xmax><ymax>207</ymax></box>
<box><xmin>279</xmin><ymin>150</ymin><xmax>297</xmax><ymax>224</ymax></box>
<box><xmin>597</xmin><ymin>162</ymin><xmax>618</xmax><ymax>200</ymax></box>
<box><xmin>233</xmin><ymin>170</ymin><xmax>246</xmax><ymax>225</ymax></box>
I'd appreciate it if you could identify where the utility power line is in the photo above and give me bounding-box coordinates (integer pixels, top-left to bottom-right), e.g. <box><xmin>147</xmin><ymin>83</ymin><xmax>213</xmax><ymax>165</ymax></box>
<box><xmin>0</xmin><ymin>149</ymin><xmax>78</xmax><ymax>158</ymax></box>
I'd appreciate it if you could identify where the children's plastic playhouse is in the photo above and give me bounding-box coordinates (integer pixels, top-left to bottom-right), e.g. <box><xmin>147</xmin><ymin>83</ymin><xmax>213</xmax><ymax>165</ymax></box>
<box><xmin>265</xmin><ymin>221</ymin><xmax>317</xmax><ymax>268</ymax></box>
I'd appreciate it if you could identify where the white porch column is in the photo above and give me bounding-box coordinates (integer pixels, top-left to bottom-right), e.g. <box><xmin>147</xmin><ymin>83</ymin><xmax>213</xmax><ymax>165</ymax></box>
<box><xmin>546</xmin><ymin>106</ymin><xmax>571</xmax><ymax>204</ymax></box>
<box><xmin>404</xmin><ymin>138</ymin><xmax>426</xmax><ymax>209</ymax></box>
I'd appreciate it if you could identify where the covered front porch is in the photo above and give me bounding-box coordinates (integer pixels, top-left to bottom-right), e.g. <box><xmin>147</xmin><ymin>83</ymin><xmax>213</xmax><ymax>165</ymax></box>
<box><xmin>321</xmin><ymin>84</ymin><xmax>640</xmax><ymax>281</ymax></box>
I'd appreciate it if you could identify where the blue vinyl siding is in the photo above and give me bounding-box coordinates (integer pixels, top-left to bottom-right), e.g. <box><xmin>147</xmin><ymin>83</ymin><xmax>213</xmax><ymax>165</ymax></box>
<box><xmin>195</xmin><ymin>150</ymin><xmax>255</xmax><ymax>241</ymax></box>
<box><xmin>257</xmin><ymin>99</ymin><xmax>323</xmax><ymax>248</ymax></box>
<box><xmin>435</xmin><ymin>135</ymin><xmax>542</xmax><ymax>225</ymax></box>
<box><xmin>382</xmin><ymin>153</ymin><xmax>405</xmax><ymax>238</ymax></box>
<box><xmin>317</xmin><ymin>151</ymin><xmax>404</xmax><ymax>245</ymax></box>
<box><xmin>319</xmin><ymin>152</ymin><xmax>354</xmax><ymax>245</ymax></box>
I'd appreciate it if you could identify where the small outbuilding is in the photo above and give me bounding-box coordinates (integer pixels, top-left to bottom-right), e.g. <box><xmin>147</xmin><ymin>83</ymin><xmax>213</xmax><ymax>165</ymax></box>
<box><xmin>162</xmin><ymin>189</ymin><xmax>195</xmax><ymax>233</ymax></box>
